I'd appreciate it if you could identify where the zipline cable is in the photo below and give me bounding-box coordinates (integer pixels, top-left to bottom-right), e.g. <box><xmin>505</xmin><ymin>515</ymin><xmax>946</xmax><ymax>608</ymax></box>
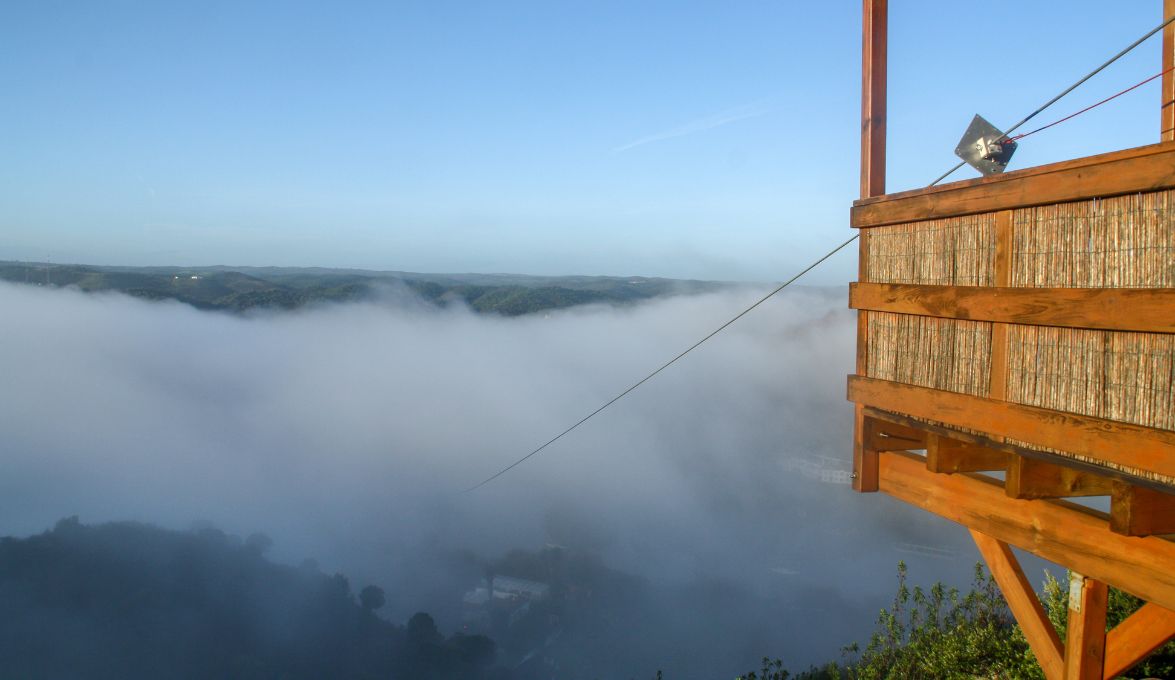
<box><xmin>1007</xmin><ymin>64</ymin><xmax>1175</xmax><ymax>142</ymax></box>
<box><xmin>467</xmin><ymin>14</ymin><xmax>1175</xmax><ymax>492</ymax></box>
<box><xmin>464</xmin><ymin>233</ymin><xmax>860</xmax><ymax>492</ymax></box>
<box><xmin>928</xmin><ymin>13</ymin><xmax>1175</xmax><ymax>187</ymax></box>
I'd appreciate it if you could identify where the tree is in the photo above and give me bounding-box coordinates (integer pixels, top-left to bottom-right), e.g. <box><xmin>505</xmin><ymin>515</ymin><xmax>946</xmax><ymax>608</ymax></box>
<box><xmin>359</xmin><ymin>585</ymin><xmax>385</xmax><ymax>612</ymax></box>
<box><xmin>406</xmin><ymin>612</ymin><xmax>442</xmax><ymax>648</ymax></box>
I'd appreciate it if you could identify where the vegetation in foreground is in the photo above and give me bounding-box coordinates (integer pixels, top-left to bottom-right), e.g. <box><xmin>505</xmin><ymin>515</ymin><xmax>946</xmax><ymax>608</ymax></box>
<box><xmin>725</xmin><ymin>562</ymin><xmax>1175</xmax><ymax>680</ymax></box>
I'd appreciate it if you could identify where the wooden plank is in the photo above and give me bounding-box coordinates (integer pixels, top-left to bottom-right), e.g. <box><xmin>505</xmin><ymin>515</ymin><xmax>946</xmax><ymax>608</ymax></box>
<box><xmin>926</xmin><ymin>434</ymin><xmax>1009</xmax><ymax>473</ymax></box>
<box><xmin>1103</xmin><ymin>602</ymin><xmax>1175</xmax><ymax>679</ymax></box>
<box><xmin>854</xmin><ymin>407</ymin><xmax>879</xmax><ymax>492</ymax></box>
<box><xmin>971</xmin><ymin>530</ymin><xmax>1064</xmax><ymax>680</ymax></box>
<box><xmin>850</xmin><ymin>142</ymin><xmax>1175</xmax><ymax>227</ymax></box>
<box><xmin>990</xmin><ymin>211</ymin><xmax>1012</xmax><ymax>401</ymax></box>
<box><xmin>1064</xmin><ymin>574</ymin><xmax>1108</xmax><ymax>680</ymax></box>
<box><xmin>1164</xmin><ymin>0</ymin><xmax>1174</xmax><ymax>142</ymax></box>
<box><xmin>849</xmin><ymin>376</ymin><xmax>1175</xmax><ymax>481</ymax></box>
<box><xmin>860</xmin><ymin>0</ymin><xmax>887</xmax><ymax>199</ymax></box>
<box><xmin>994</xmin><ymin>210</ymin><xmax>1013</xmax><ymax>286</ymax></box>
<box><xmin>877</xmin><ymin>450</ymin><xmax>1175</xmax><ymax>612</ymax></box>
<box><xmin>1007</xmin><ymin>457</ymin><xmax>1115</xmax><ymax>500</ymax></box>
<box><xmin>1110</xmin><ymin>481</ymin><xmax>1175</xmax><ymax>536</ymax></box>
<box><xmin>848</xmin><ymin>283</ymin><xmax>1175</xmax><ymax>333</ymax></box>
<box><xmin>867</xmin><ymin>418</ymin><xmax>926</xmax><ymax>451</ymax></box>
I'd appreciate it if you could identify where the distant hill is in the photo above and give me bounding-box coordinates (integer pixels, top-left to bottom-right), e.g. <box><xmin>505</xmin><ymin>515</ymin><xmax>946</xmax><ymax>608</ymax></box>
<box><xmin>0</xmin><ymin>518</ymin><xmax>507</xmax><ymax>680</ymax></box>
<box><xmin>0</xmin><ymin>261</ymin><xmax>730</xmax><ymax>315</ymax></box>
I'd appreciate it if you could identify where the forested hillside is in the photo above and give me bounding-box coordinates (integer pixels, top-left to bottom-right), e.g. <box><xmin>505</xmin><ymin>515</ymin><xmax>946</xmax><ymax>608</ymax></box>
<box><xmin>0</xmin><ymin>261</ymin><xmax>726</xmax><ymax>315</ymax></box>
<box><xmin>0</xmin><ymin>518</ymin><xmax>505</xmax><ymax>680</ymax></box>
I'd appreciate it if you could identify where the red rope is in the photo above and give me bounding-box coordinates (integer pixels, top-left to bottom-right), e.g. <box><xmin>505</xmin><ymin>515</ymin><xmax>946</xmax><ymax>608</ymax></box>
<box><xmin>1006</xmin><ymin>64</ymin><xmax>1175</xmax><ymax>143</ymax></box>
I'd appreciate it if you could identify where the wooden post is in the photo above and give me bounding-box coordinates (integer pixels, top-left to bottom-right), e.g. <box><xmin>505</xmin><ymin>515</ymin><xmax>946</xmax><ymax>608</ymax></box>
<box><xmin>1064</xmin><ymin>573</ymin><xmax>1108</xmax><ymax>680</ymax></box>
<box><xmin>989</xmin><ymin>210</ymin><xmax>1013</xmax><ymax>401</ymax></box>
<box><xmin>861</xmin><ymin>0</ymin><xmax>887</xmax><ymax>198</ymax></box>
<box><xmin>853</xmin><ymin>0</ymin><xmax>887</xmax><ymax>493</ymax></box>
<box><xmin>1163</xmin><ymin>0</ymin><xmax>1174</xmax><ymax>141</ymax></box>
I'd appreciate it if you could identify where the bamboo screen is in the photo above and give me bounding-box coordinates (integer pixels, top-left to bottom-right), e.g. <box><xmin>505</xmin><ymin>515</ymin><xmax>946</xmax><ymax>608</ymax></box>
<box><xmin>864</xmin><ymin>214</ymin><xmax>995</xmax><ymax>286</ymax></box>
<box><xmin>863</xmin><ymin>190</ymin><xmax>1175</xmax><ymax>485</ymax></box>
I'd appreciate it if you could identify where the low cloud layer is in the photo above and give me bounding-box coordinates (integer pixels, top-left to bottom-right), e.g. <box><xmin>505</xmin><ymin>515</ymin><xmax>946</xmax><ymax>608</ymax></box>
<box><xmin>0</xmin><ymin>281</ymin><xmax>991</xmax><ymax>673</ymax></box>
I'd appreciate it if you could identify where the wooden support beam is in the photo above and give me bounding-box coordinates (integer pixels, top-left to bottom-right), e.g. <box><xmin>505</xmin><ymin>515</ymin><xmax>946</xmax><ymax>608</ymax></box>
<box><xmin>867</xmin><ymin>419</ymin><xmax>926</xmax><ymax>451</ymax></box>
<box><xmin>877</xmin><ymin>450</ymin><xmax>1175</xmax><ymax>612</ymax></box>
<box><xmin>864</xmin><ymin>405</ymin><xmax>1175</xmax><ymax>495</ymax></box>
<box><xmin>1103</xmin><ymin>602</ymin><xmax>1175</xmax><ymax>679</ymax></box>
<box><xmin>852</xmin><ymin>0</ymin><xmax>885</xmax><ymax>493</ymax></box>
<box><xmin>1163</xmin><ymin>0</ymin><xmax>1174</xmax><ymax>142</ymax></box>
<box><xmin>1064</xmin><ymin>574</ymin><xmax>1108</xmax><ymax>680</ymax></box>
<box><xmin>926</xmin><ymin>434</ymin><xmax>1009</xmax><ymax>473</ymax></box>
<box><xmin>851</xmin><ymin>142</ymin><xmax>1175</xmax><ymax>228</ymax></box>
<box><xmin>1007</xmin><ymin>457</ymin><xmax>1114</xmax><ymax>500</ymax></box>
<box><xmin>849</xmin><ymin>376</ymin><xmax>1175</xmax><ymax>481</ymax></box>
<box><xmin>848</xmin><ymin>283</ymin><xmax>1175</xmax><ymax>334</ymax></box>
<box><xmin>1111</xmin><ymin>481</ymin><xmax>1175</xmax><ymax>536</ymax></box>
<box><xmin>853</xmin><ymin>407</ymin><xmax>879</xmax><ymax>492</ymax></box>
<box><xmin>860</xmin><ymin>0</ymin><xmax>887</xmax><ymax>199</ymax></box>
<box><xmin>971</xmin><ymin>530</ymin><xmax>1064</xmax><ymax>680</ymax></box>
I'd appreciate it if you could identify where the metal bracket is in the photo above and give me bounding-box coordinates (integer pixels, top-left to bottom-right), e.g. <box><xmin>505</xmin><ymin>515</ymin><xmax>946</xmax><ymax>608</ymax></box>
<box><xmin>954</xmin><ymin>114</ymin><xmax>1018</xmax><ymax>176</ymax></box>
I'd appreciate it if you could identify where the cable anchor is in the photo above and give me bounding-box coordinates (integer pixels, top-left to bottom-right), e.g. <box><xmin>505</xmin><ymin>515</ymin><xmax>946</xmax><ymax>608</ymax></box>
<box><xmin>954</xmin><ymin>114</ymin><xmax>1018</xmax><ymax>176</ymax></box>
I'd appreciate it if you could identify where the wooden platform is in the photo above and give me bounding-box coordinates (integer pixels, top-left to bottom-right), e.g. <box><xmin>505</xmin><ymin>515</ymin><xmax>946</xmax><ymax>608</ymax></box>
<box><xmin>846</xmin><ymin>2</ymin><xmax>1175</xmax><ymax>677</ymax></box>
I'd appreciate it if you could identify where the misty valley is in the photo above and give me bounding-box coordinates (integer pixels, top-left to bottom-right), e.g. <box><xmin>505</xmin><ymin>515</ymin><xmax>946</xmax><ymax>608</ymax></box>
<box><xmin>1</xmin><ymin>274</ymin><xmax>1143</xmax><ymax>679</ymax></box>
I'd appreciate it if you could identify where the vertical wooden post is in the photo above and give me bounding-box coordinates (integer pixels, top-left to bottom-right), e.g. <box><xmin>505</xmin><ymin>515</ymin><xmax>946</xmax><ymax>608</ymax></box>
<box><xmin>861</xmin><ymin>0</ymin><xmax>887</xmax><ymax>198</ymax></box>
<box><xmin>1163</xmin><ymin>0</ymin><xmax>1174</xmax><ymax>141</ymax></box>
<box><xmin>989</xmin><ymin>210</ymin><xmax>1013</xmax><ymax>404</ymax></box>
<box><xmin>853</xmin><ymin>0</ymin><xmax>887</xmax><ymax>493</ymax></box>
<box><xmin>1064</xmin><ymin>573</ymin><xmax>1108</xmax><ymax>680</ymax></box>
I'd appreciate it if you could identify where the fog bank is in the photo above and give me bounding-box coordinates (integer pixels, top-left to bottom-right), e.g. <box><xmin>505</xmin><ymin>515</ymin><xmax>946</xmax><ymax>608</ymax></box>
<box><xmin>0</xmin><ymin>281</ymin><xmax>990</xmax><ymax>674</ymax></box>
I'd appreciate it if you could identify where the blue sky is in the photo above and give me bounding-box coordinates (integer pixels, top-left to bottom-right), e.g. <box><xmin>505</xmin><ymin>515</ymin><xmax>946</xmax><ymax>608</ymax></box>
<box><xmin>0</xmin><ymin>1</ymin><xmax>1168</xmax><ymax>283</ymax></box>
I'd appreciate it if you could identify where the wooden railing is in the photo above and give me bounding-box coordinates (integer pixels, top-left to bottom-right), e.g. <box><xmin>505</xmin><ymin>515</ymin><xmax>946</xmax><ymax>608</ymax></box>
<box><xmin>847</xmin><ymin>141</ymin><xmax>1175</xmax><ymax>531</ymax></box>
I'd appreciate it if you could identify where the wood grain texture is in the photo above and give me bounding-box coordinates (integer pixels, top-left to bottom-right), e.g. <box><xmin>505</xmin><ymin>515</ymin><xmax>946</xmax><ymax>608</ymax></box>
<box><xmin>926</xmin><ymin>434</ymin><xmax>1009</xmax><ymax>473</ymax></box>
<box><xmin>849</xmin><ymin>283</ymin><xmax>1175</xmax><ymax>333</ymax></box>
<box><xmin>1164</xmin><ymin>0</ymin><xmax>1174</xmax><ymax>142</ymax></box>
<box><xmin>877</xmin><ymin>450</ymin><xmax>1175</xmax><ymax>611</ymax></box>
<box><xmin>1110</xmin><ymin>481</ymin><xmax>1175</xmax><ymax>536</ymax></box>
<box><xmin>990</xmin><ymin>211</ymin><xmax>1013</xmax><ymax>401</ymax></box>
<box><xmin>1102</xmin><ymin>602</ymin><xmax>1175</xmax><ymax>679</ymax></box>
<box><xmin>851</xmin><ymin>142</ymin><xmax>1175</xmax><ymax>228</ymax></box>
<box><xmin>1064</xmin><ymin>575</ymin><xmax>1107</xmax><ymax>680</ymax></box>
<box><xmin>1007</xmin><ymin>457</ymin><xmax>1115</xmax><ymax>500</ymax></box>
<box><xmin>860</xmin><ymin>0</ymin><xmax>887</xmax><ymax>199</ymax></box>
<box><xmin>849</xmin><ymin>376</ymin><xmax>1175</xmax><ymax>481</ymax></box>
<box><xmin>853</xmin><ymin>406</ymin><xmax>879</xmax><ymax>492</ymax></box>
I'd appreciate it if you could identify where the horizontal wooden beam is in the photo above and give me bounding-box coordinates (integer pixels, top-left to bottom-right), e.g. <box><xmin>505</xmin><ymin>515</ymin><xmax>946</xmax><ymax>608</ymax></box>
<box><xmin>1102</xmin><ymin>602</ymin><xmax>1175</xmax><ymax>680</ymax></box>
<box><xmin>863</xmin><ymin>406</ymin><xmax>1175</xmax><ymax>495</ymax></box>
<box><xmin>1007</xmin><ymin>457</ymin><xmax>1114</xmax><ymax>500</ymax></box>
<box><xmin>851</xmin><ymin>141</ymin><xmax>1175</xmax><ymax>228</ymax></box>
<box><xmin>850</xmin><ymin>283</ymin><xmax>1175</xmax><ymax>333</ymax></box>
<box><xmin>927</xmin><ymin>434</ymin><xmax>1009</xmax><ymax>473</ymax></box>
<box><xmin>868</xmin><ymin>419</ymin><xmax>926</xmax><ymax>451</ymax></box>
<box><xmin>1110</xmin><ymin>482</ymin><xmax>1175</xmax><ymax>536</ymax></box>
<box><xmin>849</xmin><ymin>376</ymin><xmax>1175</xmax><ymax>482</ymax></box>
<box><xmin>877</xmin><ymin>450</ymin><xmax>1175</xmax><ymax>611</ymax></box>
